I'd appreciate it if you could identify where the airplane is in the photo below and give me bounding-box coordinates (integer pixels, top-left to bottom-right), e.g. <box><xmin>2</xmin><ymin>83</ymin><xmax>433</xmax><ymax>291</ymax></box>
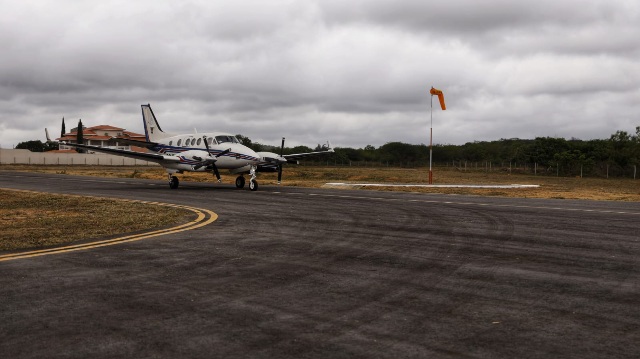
<box><xmin>64</xmin><ymin>104</ymin><xmax>334</xmax><ymax>190</ymax></box>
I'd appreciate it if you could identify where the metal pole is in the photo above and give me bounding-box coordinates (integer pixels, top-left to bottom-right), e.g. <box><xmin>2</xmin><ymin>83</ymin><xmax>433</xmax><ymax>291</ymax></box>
<box><xmin>429</xmin><ymin>93</ymin><xmax>433</xmax><ymax>184</ymax></box>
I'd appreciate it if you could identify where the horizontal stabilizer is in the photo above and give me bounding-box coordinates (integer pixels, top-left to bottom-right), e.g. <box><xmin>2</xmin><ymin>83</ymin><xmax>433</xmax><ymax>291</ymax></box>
<box><xmin>112</xmin><ymin>137</ymin><xmax>159</xmax><ymax>149</ymax></box>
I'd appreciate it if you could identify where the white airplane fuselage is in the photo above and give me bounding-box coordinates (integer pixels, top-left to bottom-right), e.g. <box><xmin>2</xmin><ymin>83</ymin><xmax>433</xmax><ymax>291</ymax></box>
<box><xmin>151</xmin><ymin>132</ymin><xmax>261</xmax><ymax>173</ymax></box>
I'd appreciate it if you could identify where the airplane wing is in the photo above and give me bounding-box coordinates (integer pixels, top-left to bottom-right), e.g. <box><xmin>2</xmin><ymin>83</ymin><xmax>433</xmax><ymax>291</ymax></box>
<box><xmin>283</xmin><ymin>143</ymin><xmax>334</xmax><ymax>163</ymax></box>
<box><xmin>63</xmin><ymin>142</ymin><xmax>180</xmax><ymax>164</ymax></box>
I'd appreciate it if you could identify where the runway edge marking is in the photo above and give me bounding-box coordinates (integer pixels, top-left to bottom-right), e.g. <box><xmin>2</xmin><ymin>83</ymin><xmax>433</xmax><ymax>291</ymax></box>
<box><xmin>0</xmin><ymin>189</ymin><xmax>218</xmax><ymax>262</ymax></box>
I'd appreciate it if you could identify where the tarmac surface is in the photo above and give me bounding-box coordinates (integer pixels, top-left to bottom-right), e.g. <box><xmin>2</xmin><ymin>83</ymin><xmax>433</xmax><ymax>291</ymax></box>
<box><xmin>1</xmin><ymin>171</ymin><xmax>639</xmax><ymax>358</ymax></box>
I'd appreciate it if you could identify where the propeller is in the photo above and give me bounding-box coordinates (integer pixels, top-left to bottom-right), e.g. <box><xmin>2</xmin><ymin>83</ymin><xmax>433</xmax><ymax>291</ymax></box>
<box><xmin>278</xmin><ymin>137</ymin><xmax>285</xmax><ymax>184</ymax></box>
<box><xmin>200</xmin><ymin>135</ymin><xmax>226</xmax><ymax>182</ymax></box>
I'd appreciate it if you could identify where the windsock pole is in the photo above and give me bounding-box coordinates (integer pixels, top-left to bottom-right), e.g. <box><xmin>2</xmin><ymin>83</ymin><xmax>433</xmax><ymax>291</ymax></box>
<box><xmin>429</xmin><ymin>94</ymin><xmax>433</xmax><ymax>184</ymax></box>
<box><xmin>428</xmin><ymin>87</ymin><xmax>445</xmax><ymax>184</ymax></box>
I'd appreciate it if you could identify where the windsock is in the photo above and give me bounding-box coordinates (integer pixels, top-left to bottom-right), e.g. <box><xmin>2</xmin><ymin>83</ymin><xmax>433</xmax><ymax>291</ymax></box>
<box><xmin>430</xmin><ymin>87</ymin><xmax>446</xmax><ymax>110</ymax></box>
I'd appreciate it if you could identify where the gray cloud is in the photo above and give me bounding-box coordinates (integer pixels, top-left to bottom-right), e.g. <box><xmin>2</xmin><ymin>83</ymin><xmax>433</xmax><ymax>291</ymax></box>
<box><xmin>1</xmin><ymin>0</ymin><xmax>639</xmax><ymax>150</ymax></box>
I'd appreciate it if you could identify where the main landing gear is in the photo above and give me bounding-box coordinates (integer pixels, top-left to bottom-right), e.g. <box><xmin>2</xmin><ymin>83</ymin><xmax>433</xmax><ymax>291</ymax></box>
<box><xmin>235</xmin><ymin>176</ymin><xmax>245</xmax><ymax>189</ymax></box>
<box><xmin>169</xmin><ymin>175</ymin><xmax>179</xmax><ymax>189</ymax></box>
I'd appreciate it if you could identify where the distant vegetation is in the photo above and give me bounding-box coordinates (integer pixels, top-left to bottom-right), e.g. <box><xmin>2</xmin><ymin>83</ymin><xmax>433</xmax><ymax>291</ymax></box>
<box><xmin>238</xmin><ymin>127</ymin><xmax>640</xmax><ymax>178</ymax></box>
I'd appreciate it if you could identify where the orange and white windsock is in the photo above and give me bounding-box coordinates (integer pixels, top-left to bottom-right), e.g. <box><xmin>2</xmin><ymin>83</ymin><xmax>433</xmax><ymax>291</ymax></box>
<box><xmin>430</xmin><ymin>87</ymin><xmax>446</xmax><ymax>110</ymax></box>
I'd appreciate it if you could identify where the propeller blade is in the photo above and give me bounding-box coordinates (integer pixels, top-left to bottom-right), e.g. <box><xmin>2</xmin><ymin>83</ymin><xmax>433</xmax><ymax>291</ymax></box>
<box><xmin>276</xmin><ymin>137</ymin><xmax>285</xmax><ymax>184</ymax></box>
<box><xmin>202</xmin><ymin>136</ymin><xmax>221</xmax><ymax>182</ymax></box>
<box><xmin>212</xmin><ymin>162</ymin><xmax>221</xmax><ymax>182</ymax></box>
<box><xmin>202</xmin><ymin>136</ymin><xmax>211</xmax><ymax>153</ymax></box>
<box><xmin>216</xmin><ymin>148</ymin><xmax>232</xmax><ymax>158</ymax></box>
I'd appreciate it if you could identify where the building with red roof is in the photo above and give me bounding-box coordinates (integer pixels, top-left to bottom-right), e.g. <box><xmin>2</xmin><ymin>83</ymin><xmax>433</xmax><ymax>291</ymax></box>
<box><xmin>56</xmin><ymin>124</ymin><xmax>147</xmax><ymax>153</ymax></box>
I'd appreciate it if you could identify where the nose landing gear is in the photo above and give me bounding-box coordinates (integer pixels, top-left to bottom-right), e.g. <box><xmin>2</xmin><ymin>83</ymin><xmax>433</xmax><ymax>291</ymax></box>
<box><xmin>249</xmin><ymin>165</ymin><xmax>258</xmax><ymax>191</ymax></box>
<box><xmin>235</xmin><ymin>166</ymin><xmax>258</xmax><ymax>191</ymax></box>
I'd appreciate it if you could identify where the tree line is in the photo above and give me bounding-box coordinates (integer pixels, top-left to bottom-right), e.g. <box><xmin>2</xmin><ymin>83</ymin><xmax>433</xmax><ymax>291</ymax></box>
<box><xmin>239</xmin><ymin>127</ymin><xmax>640</xmax><ymax>178</ymax></box>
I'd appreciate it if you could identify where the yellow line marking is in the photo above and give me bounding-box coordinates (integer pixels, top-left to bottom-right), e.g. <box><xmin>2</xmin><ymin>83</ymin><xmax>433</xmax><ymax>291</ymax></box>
<box><xmin>0</xmin><ymin>189</ymin><xmax>218</xmax><ymax>262</ymax></box>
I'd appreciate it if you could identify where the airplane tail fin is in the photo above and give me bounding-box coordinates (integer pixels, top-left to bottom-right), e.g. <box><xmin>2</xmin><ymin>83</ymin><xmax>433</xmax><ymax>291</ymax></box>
<box><xmin>141</xmin><ymin>104</ymin><xmax>174</xmax><ymax>142</ymax></box>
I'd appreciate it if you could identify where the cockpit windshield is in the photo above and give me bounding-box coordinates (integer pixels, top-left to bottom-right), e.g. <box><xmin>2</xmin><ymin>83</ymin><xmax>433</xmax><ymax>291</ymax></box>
<box><xmin>215</xmin><ymin>135</ymin><xmax>239</xmax><ymax>144</ymax></box>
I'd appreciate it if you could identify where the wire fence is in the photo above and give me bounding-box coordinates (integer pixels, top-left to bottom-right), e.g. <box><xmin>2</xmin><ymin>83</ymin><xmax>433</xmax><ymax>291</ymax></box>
<box><xmin>298</xmin><ymin>159</ymin><xmax>638</xmax><ymax>179</ymax></box>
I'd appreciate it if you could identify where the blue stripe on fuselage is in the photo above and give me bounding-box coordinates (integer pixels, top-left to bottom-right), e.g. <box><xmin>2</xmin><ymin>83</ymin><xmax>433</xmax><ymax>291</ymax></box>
<box><xmin>151</xmin><ymin>144</ymin><xmax>259</xmax><ymax>162</ymax></box>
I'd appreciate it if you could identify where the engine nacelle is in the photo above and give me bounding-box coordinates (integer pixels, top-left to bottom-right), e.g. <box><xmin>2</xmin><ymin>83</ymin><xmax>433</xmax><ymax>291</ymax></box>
<box><xmin>179</xmin><ymin>149</ymin><xmax>212</xmax><ymax>163</ymax></box>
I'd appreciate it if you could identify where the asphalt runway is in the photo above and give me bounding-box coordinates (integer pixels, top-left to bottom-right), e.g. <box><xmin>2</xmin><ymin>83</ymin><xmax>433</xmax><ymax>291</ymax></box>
<box><xmin>1</xmin><ymin>171</ymin><xmax>639</xmax><ymax>359</ymax></box>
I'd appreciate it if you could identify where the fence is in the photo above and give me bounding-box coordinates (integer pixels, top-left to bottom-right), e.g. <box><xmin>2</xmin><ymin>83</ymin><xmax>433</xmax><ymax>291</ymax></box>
<box><xmin>0</xmin><ymin>149</ymin><xmax>158</xmax><ymax>167</ymax></box>
<box><xmin>297</xmin><ymin>158</ymin><xmax>638</xmax><ymax>179</ymax></box>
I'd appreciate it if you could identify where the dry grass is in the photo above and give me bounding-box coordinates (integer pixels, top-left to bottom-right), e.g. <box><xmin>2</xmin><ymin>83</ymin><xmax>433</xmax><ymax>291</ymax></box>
<box><xmin>0</xmin><ymin>189</ymin><xmax>191</xmax><ymax>251</ymax></box>
<box><xmin>3</xmin><ymin>164</ymin><xmax>639</xmax><ymax>201</ymax></box>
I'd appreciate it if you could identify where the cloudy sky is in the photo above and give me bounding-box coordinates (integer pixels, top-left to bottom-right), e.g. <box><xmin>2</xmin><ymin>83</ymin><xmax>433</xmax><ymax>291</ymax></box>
<box><xmin>1</xmin><ymin>0</ymin><xmax>638</xmax><ymax>149</ymax></box>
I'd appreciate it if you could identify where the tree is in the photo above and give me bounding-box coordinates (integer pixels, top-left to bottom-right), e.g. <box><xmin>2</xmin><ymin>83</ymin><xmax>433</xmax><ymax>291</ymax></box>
<box><xmin>235</xmin><ymin>134</ymin><xmax>267</xmax><ymax>151</ymax></box>
<box><xmin>608</xmin><ymin>130</ymin><xmax>633</xmax><ymax>168</ymax></box>
<box><xmin>76</xmin><ymin>119</ymin><xmax>84</xmax><ymax>153</ymax></box>
<box><xmin>378</xmin><ymin>142</ymin><xmax>421</xmax><ymax>166</ymax></box>
<box><xmin>16</xmin><ymin>140</ymin><xmax>47</xmax><ymax>152</ymax></box>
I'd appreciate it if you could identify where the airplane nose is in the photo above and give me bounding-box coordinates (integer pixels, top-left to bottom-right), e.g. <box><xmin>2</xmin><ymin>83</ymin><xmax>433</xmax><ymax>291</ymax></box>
<box><xmin>245</xmin><ymin>147</ymin><xmax>260</xmax><ymax>163</ymax></box>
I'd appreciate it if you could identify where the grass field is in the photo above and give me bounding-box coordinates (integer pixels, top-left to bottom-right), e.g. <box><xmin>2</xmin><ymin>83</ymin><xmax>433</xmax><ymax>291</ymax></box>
<box><xmin>1</xmin><ymin>165</ymin><xmax>637</xmax><ymax>251</ymax></box>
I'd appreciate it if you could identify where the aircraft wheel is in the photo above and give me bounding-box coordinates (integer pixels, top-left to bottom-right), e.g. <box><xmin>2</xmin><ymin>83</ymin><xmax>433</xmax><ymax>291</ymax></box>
<box><xmin>235</xmin><ymin>176</ymin><xmax>245</xmax><ymax>189</ymax></box>
<box><xmin>169</xmin><ymin>176</ymin><xmax>179</xmax><ymax>189</ymax></box>
<box><xmin>249</xmin><ymin>180</ymin><xmax>258</xmax><ymax>191</ymax></box>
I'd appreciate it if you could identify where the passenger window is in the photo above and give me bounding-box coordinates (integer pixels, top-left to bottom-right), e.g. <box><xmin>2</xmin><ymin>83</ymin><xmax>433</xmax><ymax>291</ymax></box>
<box><xmin>169</xmin><ymin>141</ymin><xmax>173</xmax><ymax>146</ymax></box>
<box><xmin>177</xmin><ymin>139</ymin><xmax>182</xmax><ymax>146</ymax></box>
<box><xmin>207</xmin><ymin>137</ymin><xmax>213</xmax><ymax>145</ymax></box>
<box><xmin>197</xmin><ymin>138</ymin><xmax>202</xmax><ymax>146</ymax></box>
